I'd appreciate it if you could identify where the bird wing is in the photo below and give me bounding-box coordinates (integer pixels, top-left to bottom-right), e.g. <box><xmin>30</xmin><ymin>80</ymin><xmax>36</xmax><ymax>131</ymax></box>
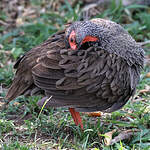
<box><xmin>5</xmin><ymin>30</ymin><xmax>65</xmax><ymax>102</ymax></box>
<box><xmin>32</xmin><ymin>44</ymin><xmax>136</xmax><ymax>112</ymax></box>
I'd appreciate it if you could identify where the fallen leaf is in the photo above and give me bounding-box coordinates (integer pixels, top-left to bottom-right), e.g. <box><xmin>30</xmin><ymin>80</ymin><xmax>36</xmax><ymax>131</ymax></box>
<box><xmin>13</xmin><ymin>102</ymin><xmax>20</xmax><ymax>106</ymax></box>
<box><xmin>16</xmin><ymin>18</ymin><xmax>24</xmax><ymax>26</ymax></box>
<box><xmin>0</xmin><ymin>100</ymin><xmax>5</xmax><ymax>107</ymax></box>
<box><xmin>139</xmin><ymin>85</ymin><xmax>150</xmax><ymax>94</ymax></box>
<box><xmin>144</xmin><ymin>105</ymin><xmax>150</xmax><ymax>113</ymax></box>
<box><xmin>22</xmin><ymin>8</ymin><xmax>36</xmax><ymax>17</ymax></box>
<box><xmin>0</xmin><ymin>44</ymin><xmax>3</xmax><ymax>49</ymax></box>
<box><xmin>139</xmin><ymin>89</ymin><xmax>150</xmax><ymax>94</ymax></box>
<box><xmin>104</xmin><ymin>129</ymin><xmax>116</xmax><ymax>146</ymax></box>
<box><xmin>145</xmin><ymin>72</ymin><xmax>150</xmax><ymax>78</ymax></box>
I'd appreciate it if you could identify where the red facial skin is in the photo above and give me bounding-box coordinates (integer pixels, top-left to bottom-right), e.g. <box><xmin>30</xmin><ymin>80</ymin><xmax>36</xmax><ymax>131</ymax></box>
<box><xmin>82</xmin><ymin>36</ymin><xmax>98</xmax><ymax>44</ymax></box>
<box><xmin>69</xmin><ymin>30</ymin><xmax>77</xmax><ymax>50</ymax></box>
<box><xmin>69</xmin><ymin>30</ymin><xmax>99</xmax><ymax>50</ymax></box>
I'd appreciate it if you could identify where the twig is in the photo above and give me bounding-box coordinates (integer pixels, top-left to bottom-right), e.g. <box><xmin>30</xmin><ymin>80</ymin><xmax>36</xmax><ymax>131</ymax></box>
<box><xmin>0</xmin><ymin>50</ymin><xmax>11</xmax><ymax>55</ymax></box>
<box><xmin>0</xmin><ymin>20</ymin><xmax>8</xmax><ymax>26</ymax></box>
<box><xmin>138</xmin><ymin>40</ymin><xmax>150</xmax><ymax>46</ymax></box>
<box><xmin>110</xmin><ymin>129</ymin><xmax>139</xmax><ymax>145</ymax></box>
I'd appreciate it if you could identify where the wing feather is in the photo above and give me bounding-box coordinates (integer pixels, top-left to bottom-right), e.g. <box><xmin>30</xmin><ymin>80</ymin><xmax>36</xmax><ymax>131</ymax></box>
<box><xmin>32</xmin><ymin>45</ymin><xmax>135</xmax><ymax>112</ymax></box>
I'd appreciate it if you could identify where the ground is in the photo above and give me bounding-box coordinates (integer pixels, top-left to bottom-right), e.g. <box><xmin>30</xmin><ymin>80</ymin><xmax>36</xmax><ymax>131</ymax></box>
<box><xmin>0</xmin><ymin>0</ymin><xmax>150</xmax><ymax>149</ymax></box>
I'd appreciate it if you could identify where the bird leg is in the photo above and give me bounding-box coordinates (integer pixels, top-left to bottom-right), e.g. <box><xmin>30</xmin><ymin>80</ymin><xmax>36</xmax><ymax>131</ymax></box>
<box><xmin>69</xmin><ymin>108</ymin><xmax>83</xmax><ymax>129</ymax></box>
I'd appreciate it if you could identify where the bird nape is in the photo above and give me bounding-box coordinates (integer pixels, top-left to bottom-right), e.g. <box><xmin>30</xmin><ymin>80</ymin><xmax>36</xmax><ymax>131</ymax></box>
<box><xmin>5</xmin><ymin>18</ymin><xmax>144</xmax><ymax>130</ymax></box>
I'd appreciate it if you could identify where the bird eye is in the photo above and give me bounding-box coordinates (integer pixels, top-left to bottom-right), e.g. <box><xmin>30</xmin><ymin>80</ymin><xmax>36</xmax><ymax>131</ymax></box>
<box><xmin>70</xmin><ymin>37</ymin><xmax>74</xmax><ymax>43</ymax></box>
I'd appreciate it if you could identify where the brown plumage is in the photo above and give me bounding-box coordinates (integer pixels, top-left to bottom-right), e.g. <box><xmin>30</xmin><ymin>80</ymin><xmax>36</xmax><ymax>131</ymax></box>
<box><xmin>5</xmin><ymin>18</ymin><xmax>144</xmax><ymax>128</ymax></box>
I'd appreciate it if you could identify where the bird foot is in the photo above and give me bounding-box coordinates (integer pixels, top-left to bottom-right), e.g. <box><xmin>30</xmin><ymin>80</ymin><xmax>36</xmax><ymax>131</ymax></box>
<box><xmin>86</xmin><ymin>112</ymin><xmax>101</xmax><ymax>117</ymax></box>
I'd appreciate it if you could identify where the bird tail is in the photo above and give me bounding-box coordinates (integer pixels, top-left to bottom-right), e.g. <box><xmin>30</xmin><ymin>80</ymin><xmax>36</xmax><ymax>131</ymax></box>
<box><xmin>5</xmin><ymin>72</ymin><xmax>33</xmax><ymax>103</ymax></box>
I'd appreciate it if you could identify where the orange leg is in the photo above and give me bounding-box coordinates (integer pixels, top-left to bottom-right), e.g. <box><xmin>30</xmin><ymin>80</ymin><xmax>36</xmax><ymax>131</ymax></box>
<box><xmin>69</xmin><ymin>108</ymin><xmax>83</xmax><ymax>129</ymax></box>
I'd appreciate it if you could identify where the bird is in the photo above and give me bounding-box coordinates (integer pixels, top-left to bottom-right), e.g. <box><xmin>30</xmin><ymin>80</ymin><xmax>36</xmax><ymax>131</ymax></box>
<box><xmin>5</xmin><ymin>18</ymin><xmax>144</xmax><ymax>129</ymax></box>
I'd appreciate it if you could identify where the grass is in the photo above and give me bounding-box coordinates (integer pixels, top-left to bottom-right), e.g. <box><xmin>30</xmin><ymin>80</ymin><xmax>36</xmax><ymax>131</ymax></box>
<box><xmin>0</xmin><ymin>0</ymin><xmax>150</xmax><ymax>149</ymax></box>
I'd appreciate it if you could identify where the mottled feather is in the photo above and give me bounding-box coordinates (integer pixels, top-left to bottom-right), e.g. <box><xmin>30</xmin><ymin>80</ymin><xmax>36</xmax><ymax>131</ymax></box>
<box><xmin>6</xmin><ymin>19</ymin><xmax>144</xmax><ymax>113</ymax></box>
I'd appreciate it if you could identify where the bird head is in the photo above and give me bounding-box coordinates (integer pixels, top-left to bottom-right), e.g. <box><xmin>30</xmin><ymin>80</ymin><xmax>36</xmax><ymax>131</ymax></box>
<box><xmin>65</xmin><ymin>20</ymin><xmax>102</xmax><ymax>50</ymax></box>
<box><xmin>64</xmin><ymin>19</ymin><xmax>144</xmax><ymax>67</ymax></box>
